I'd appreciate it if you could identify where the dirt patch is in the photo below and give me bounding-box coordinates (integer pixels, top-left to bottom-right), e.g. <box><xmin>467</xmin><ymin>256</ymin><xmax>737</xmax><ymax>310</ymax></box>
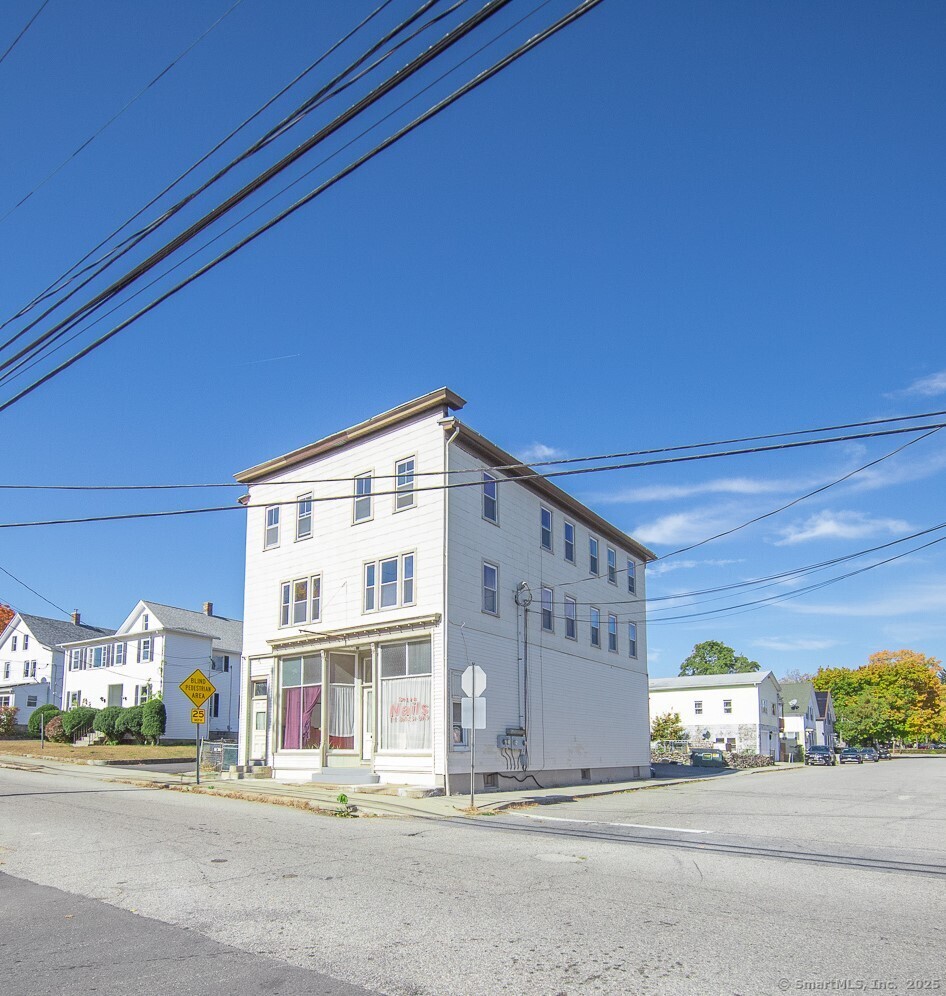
<box><xmin>0</xmin><ymin>740</ymin><xmax>196</xmax><ymax>762</ymax></box>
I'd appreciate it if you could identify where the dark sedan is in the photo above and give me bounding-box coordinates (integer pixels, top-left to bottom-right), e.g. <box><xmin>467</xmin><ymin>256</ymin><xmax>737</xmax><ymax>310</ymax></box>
<box><xmin>860</xmin><ymin>747</ymin><xmax>880</xmax><ymax>762</ymax></box>
<box><xmin>806</xmin><ymin>746</ymin><xmax>836</xmax><ymax>766</ymax></box>
<box><xmin>839</xmin><ymin>747</ymin><xmax>863</xmax><ymax>764</ymax></box>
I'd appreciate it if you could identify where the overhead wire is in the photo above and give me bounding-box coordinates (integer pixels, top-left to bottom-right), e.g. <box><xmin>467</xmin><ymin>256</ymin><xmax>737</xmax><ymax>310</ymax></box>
<box><xmin>0</xmin><ymin>563</ymin><xmax>70</xmax><ymax>617</ymax></box>
<box><xmin>0</xmin><ymin>0</ymin><xmax>605</xmax><ymax>414</ymax></box>
<box><xmin>0</xmin><ymin>0</ymin><xmax>48</xmax><ymax>69</ymax></box>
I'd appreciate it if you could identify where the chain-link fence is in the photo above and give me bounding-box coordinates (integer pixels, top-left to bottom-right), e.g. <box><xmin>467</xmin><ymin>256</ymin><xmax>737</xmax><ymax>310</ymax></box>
<box><xmin>199</xmin><ymin>739</ymin><xmax>238</xmax><ymax>772</ymax></box>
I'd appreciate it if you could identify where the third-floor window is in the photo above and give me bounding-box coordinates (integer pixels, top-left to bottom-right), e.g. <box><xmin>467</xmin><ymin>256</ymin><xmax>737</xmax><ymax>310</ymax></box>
<box><xmin>354</xmin><ymin>473</ymin><xmax>372</xmax><ymax>523</ymax></box>
<box><xmin>540</xmin><ymin>507</ymin><xmax>553</xmax><ymax>551</ymax></box>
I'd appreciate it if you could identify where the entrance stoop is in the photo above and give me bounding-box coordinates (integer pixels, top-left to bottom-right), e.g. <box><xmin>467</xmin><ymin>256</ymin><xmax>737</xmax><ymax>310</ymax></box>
<box><xmin>309</xmin><ymin>770</ymin><xmax>381</xmax><ymax>786</ymax></box>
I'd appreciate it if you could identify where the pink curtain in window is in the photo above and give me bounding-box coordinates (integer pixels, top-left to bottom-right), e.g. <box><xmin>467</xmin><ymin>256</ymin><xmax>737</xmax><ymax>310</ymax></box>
<box><xmin>302</xmin><ymin>686</ymin><xmax>321</xmax><ymax>749</ymax></box>
<box><xmin>282</xmin><ymin>687</ymin><xmax>302</xmax><ymax>749</ymax></box>
<box><xmin>282</xmin><ymin>686</ymin><xmax>322</xmax><ymax>750</ymax></box>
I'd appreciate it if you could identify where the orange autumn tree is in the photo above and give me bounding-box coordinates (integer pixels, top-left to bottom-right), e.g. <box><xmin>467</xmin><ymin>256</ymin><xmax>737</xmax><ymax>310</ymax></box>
<box><xmin>0</xmin><ymin>604</ymin><xmax>14</xmax><ymax>636</ymax></box>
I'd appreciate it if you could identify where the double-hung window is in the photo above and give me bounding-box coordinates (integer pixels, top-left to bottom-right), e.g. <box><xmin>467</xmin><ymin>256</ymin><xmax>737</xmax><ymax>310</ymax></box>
<box><xmin>482</xmin><ymin>562</ymin><xmax>499</xmax><ymax>615</ymax></box>
<box><xmin>364</xmin><ymin>555</ymin><xmax>415</xmax><ymax>611</ymax></box>
<box><xmin>628</xmin><ymin>622</ymin><xmax>638</xmax><ymax>658</ymax></box>
<box><xmin>11</xmin><ymin>637</ymin><xmax>16</xmax><ymax>651</ymax></box>
<box><xmin>2</xmin><ymin>663</ymin><xmax>8</xmax><ymax>680</ymax></box>
<box><xmin>264</xmin><ymin>506</ymin><xmax>280</xmax><ymax>548</ymax></box>
<box><xmin>607</xmin><ymin>548</ymin><xmax>617</xmax><ymax>585</ymax></box>
<box><xmin>296</xmin><ymin>494</ymin><xmax>313</xmax><ymax>540</ymax></box>
<box><xmin>23</xmin><ymin>635</ymin><xmax>29</xmax><ymax>650</ymax></box>
<box><xmin>564</xmin><ymin>595</ymin><xmax>577</xmax><ymax>640</ymax></box>
<box><xmin>627</xmin><ymin>559</ymin><xmax>637</xmax><ymax>594</ymax></box>
<box><xmin>541</xmin><ymin>587</ymin><xmax>553</xmax><ymax>632</ymax></box>
<box><xmin>114</xmin><ymin>642</ymin><xmax>125</xmax><ymax>666</ymax></box>
<box><xmin>589</xmin><ymin>537</ymin><xmax>599</xmax><ymax>576</ymax></box>
<box><xmin>540</xmin><ymin>507</ymin><xmax>553</xmax><ymax>551</ymax></box>
<box><xmin>395</xmin><ymin>457</ymin><xmax>415</xmax><ymax>511</ymax></box>
<box><xmin>353</xmin><ymin>473</ymin><xmax>372</xmax><ymax>522</ymax></box>
<box><xmin>22</xmin><ymin>661</ymin><xmax>30</xmax><ymax>678</ymax></box>
<box><xmin>564</xmin><ymin>521</ymin><xmax>575</xmax><ymax>563</ymax></box>
<box><xmin>482</xmin><ymin>473</ymin><xmax>498</xmax><ymax>523</ymax></box>
<box><xmin>723</xmin><ymin>699</ymin><xmax>733</xmax><ymax>714</ymax></box>
<box><xmin>607</xmin><ymin>613</ymin><xmax>618</xmax><ymax>652</ymax></box>
<box><xmin>281</xmin><ymin>575</ymin><xmax>322</xmax><ymax>625</ymax></box>
<box><xmin>694</xmin><ymin>700</ymin><xmax>703</xmax><ymax>715</ymax></box>
<box><xmin>590</xmin><ymin>607</ymin><xmax>601</xmax><ymax>648</ymax></box>
<box><xmin>138</xmin><ymin>638</ymin><xmax>153</xmax><ymax>663</ymax></box>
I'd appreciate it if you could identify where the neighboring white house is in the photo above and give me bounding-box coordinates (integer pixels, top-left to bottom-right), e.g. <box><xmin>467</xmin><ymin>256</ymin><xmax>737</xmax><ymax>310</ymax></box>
<box><xmin>781</xmin><ymin>680</ymin><xmax>819</xmax><ymax>752</ymax></box>
<box><xmin>60</xmin><ymin>600</ymin><xmax>242</xmax><ymax>741</ymax></box>
<box><xmin>236</xmin><ymin>387</ymin><xmax>655</xmax><ymax>790</ymax></box>
<box><xmin>0</xmin><ymin>611</ymin><xmax>114</xmax><ymax>726</ymax></box>
<box><xmin>648</xmin><ymin>671</ymin><xmax>783</xmax><ymax>759</ymax></box>
<box><xmin>814</xmin><ymin>690</ymin><xmax>837</xmax><ymax>749</ymax></box>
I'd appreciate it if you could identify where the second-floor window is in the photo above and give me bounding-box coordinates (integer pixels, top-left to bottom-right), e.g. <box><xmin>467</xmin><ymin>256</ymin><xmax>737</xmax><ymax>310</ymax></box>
<box><xmin>482</xmin><ymin>473</ymin><xmax>498</xmax><ymax>523</ymax></box>
<box><xmin>694</xmin><ymin>700</ymin><xmax>703</xmax><ymax>715</ymax></box>
<box><xmin>22</xmin><ymin>661</ymin><xmax>36</xmax><ymax>678</ymax></box>
<box><xmin>724</xmin><ymin>699</ymin><xmax>733</xmax><ymax>714</ymax></box>
<box><xmin>564</xmin><ymin>595</ymin><xmax>577</xmax><ymax>639</ymax></box>
<box><xmin>354</xmin><ymin>473</ymin><xmax>372</xmax><ymax>522</ymax></box>
<box><xmin>11</xmin><ymin>636</ymin><xmax>16</xmax><ymax>651</ymax></box>
<box><xmin>264</xmin><ymin>506</ymin><xmax>280</xmax><ymax>548</ymax></box>
<box><xmin>607</xmin><ymin>548</ymin><xmax>617</xmax><ymax>585</ymax></box>
<box><xmin>628</xmin><ymin>622</ymin><xmax>638</xmax><ymax>658</ymax></box>
<box><xmin>589</xmin><ymin>537</ymin><xmax>599</xmax><ymax>576</ymax></box>
<box><xmin>590</xmin><ymin>607</ymin><xmax>600</xmax><ymax>647</ymax></box>
<box><xmin>395</xmin><ymin>458</ymin><xmax>415</xmax><ymax>511</ymax></box>
<box><xmin>2</xmin><ymin>663</ymin><xmax>9</xmax><ymax>680</ymax></box>
<box><xmin>280</xmin><ymin>575</ymin><xmax>322</xmax><ymax>626</ymax></box>
<box><xmin>540</xmin><ymin>507</ymin><xmax>553</xmax><ymax>551</ymax></box>
<box><xmin>607</xmin><ymin>614</ymin><xmax>618</xmax><ymax>652</ymax></box>
<box><xmin>23</xmin><ymin>635</ymin><xmax>28</xmax><ymax>650</ymax></box>
<box><xmin>482</xmin><ymin>562</ymin><xmax>499</xmax><ymax>615</ymax></box>
<box><xmin>138</xmin><ymin>638</ymin><xmax>152</xmax><ymax>663</ymax></box>
<box><xmin>296</xmin><ymin>495</ymin><xmax>313</xmax><ymax>540</ymax></box>
<box><xmin>364</xmin><ymin>555</ymin><xmax>415</xmax><ymax>611</ymax></box>
<box><xmin>564</xmin><ymin>521</ymin><xmax>575</xmax><ymax>563</ymax></box>
<box><xmin>114</xmin><ymin>643</ymin><xmax>125</xmax><ymax>666</ymax></box>
<box><xmin>541</xmin><ymin>587</ymin><xmax>553</xmax><ymax>632</ymax></box>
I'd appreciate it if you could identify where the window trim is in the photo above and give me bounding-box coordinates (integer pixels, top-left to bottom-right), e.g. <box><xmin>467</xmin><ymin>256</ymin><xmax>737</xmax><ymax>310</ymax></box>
<box><xmin>628</xmin><ymin>621</ymin><xmax>638</xmax><ymax>659</ymax></box>
<box><xmin>589</xmin><ymin>606</ymin><xmax>601</xmax><ymax>648</ymax></box>
<box><xmin>394</xmin><ymin>455</ymin><xmax>416</xmax><ymax>512</ymax></box>
<box><xmin>589</xmin><ymin>536</ymin><xmax>600</xmax><ymax>576</ymax></box>
<box><xmin>607</xmin><ymin>547</ymin><xmax>617</xmax><ymax>585</ymax></box>
<box><xmin>540</xmin><ymin>506</ymin><xmax>553</xmax><ymax>552</ymax></box>
<box><xmin>563</xmin><ymin>520</ymin><xmax>576</xmax><ymax>564</ymax></box>
<box><xmin>264</xmin><ymin>505</ymin><xmax>280</xmax><ymax>549</ymax></box>
<box><xmin>353</xmin><ymin>471</ymin><xmax>373</xmax><ymax>524</ymax></box>
<box><xmin>363</xmin><ymin>553</ymin><xmax>416</xmax><ymax>613</ymax></box>
<box><xmin>607</xmin><ymin>613</ymin><xmax>618</xmax><ymax>653</ymax></box>
<box><xmin>295</xmin><ymin>493</ymin><xmax>313</xmax><ymax>541</ymax></box>
<box><xmin>482</xmin><ymin>561</ymin><xmax>499</xmax><ymax>616</ymax></box>
<box><xmin>627</xmin><ymin>558</ymin><xmax>637</xmax><ymax>595</ymax></box>
<box><xmin>279</xmin><ymin>575</ymin><xmax>322</xmax><ymax>627</ymax></box>
<box><xmin>694</xmin><ymin>700</ymin><xmax>703</xmax><ymax>715</ymax></box>
<box><xmin>564</xmin><ymin>594</ymin><xmax>577</xmax><ymax>640</ymax></box>
<box><xmin>482</xmin><ymin>472</ymin><xmax>499</xmax><ymax>525</ymax></box>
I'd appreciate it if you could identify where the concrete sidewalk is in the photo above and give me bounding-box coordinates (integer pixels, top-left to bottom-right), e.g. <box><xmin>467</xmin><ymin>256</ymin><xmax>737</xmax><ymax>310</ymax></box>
<box><xmin>0</xmin><ymin>751</ymin><xmax>804</xmax><ymax>820</ymax></box>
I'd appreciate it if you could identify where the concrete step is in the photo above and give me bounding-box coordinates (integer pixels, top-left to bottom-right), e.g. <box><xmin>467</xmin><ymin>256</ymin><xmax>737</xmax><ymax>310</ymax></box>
<box><xmin>309</xmin><ymin>770</ymin><xmax>381</xmax><ymax>786</ymax></box>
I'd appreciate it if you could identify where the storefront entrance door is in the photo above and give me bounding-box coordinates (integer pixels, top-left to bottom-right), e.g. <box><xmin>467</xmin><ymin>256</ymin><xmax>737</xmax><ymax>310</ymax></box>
<box><xmin>362</xmin><ymin>687</ymin><xmax>374</xmax><ymax>761</ymax></box>
<box><xmin>251</xmin><ymin>702</ymin><xmax>267</xmax><ymax>759</ymax></box>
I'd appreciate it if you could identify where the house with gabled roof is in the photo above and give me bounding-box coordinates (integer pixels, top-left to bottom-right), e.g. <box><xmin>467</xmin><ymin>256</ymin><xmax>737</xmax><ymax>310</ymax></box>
<box><xmin>0</xmin><ymin>610</ymin><xmax>114</xmax><ymax>726</ymax></box>
<box><xmin>60</xmin><ymin>600</ymin><xmax>242</xmax><ymax>741</ymax></box>
<box><xmin>780</xmin><ymin>680</ymin><xmax>819</xmax><ymax>754</ymax></box>
<box><xmin>814</xmin><ymin>689</ymin><xmax>837</xmax><ymax>750</ymax></box>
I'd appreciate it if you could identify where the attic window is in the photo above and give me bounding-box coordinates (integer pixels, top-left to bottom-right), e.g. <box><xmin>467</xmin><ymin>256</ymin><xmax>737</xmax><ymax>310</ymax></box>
<box><xmin>142</xmin><ymin>614</ymin><xmax>149</xmax><ymax>631</ymax></box>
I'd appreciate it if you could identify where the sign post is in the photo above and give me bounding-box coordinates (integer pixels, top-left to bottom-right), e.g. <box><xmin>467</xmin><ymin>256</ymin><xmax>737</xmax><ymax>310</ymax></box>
<box><xmin>461</xmin><ymin>665</ymin><xmax>487</xmax><ymax>810</ymax></box>
<box><xmin>180</xmin><ymin>669</ymin><xmax>215</xmax><ymax>786</ymax></box>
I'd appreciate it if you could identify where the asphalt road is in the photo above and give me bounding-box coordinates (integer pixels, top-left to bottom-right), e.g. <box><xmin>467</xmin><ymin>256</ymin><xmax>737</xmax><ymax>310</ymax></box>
<box><xmin>1</xmin><ymin>759</ymin><xmax>944</xmax><ymax>995</ymax></box>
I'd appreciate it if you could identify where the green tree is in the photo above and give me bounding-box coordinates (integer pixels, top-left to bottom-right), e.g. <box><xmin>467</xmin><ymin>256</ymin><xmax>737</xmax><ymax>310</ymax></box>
<box><xmin>93</xmin><ymin>706</ymin><xmax>125</xmax><ymax>745</ymax></box>
<box><xmin>27</xmin><ymin>704</ymin><xmax>61</xmax><ymax>738</ymax></box>
<box><xmin>651</xmin><ymin>711</ymin><xmax>686</xmax><ymax>741</ymax></box>
<box><xmin>679</xmin><ymin>640</ymin><xmax>760</xmax><ymax>676</ymax></box>
<box><xmin>141</xmin><ymin>698</ymin><xmax>166</xmax><ymax>745</ymax></box>
<box><xmin>116</xmin><ymin>705</ymin><xmax>145</xmax><ymax>744</ymax></box>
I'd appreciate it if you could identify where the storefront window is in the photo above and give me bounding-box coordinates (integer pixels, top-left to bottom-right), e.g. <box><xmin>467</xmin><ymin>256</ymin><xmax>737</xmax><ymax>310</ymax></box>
<box><xmin>281</xmin><ymin>656</ymin><xmax>321</xmax><ymax>750</ymax></box>
<box><xmin>379</xmin><ymin>640</ymin><xmax>431</xmax><ymax>751</ymax></box>
<box><xmin>328</xmin><ymin>653</ymin><xmax>356</xmax><ymax>750</ymax></box>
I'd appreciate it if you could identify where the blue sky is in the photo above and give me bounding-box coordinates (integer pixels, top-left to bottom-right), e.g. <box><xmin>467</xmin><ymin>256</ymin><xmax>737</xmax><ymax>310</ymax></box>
<box><xmin>0</xmin><ymin>0</ymin><xmax>944</xmax><ymax>678</ymax></box>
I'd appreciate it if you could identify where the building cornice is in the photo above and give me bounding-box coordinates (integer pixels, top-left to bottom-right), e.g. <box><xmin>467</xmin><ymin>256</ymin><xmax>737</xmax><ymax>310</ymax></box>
<box><xmin>267</xmin><ymin>613</ymin><xmax>442</xmax><ymax>653</ymax></box>
<box><xmin>234</xmin><ymin>387</ymin><xmax>466</xmax><ymax>484</ymax></box>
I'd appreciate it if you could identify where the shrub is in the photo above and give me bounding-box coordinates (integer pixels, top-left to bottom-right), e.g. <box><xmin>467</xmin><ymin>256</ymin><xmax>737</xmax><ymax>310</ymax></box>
<box><xmin>93</xmin><ymin>706</ymin><xmax>125</xmax><ymax>744</ymax></box>
<box><xmin>61</xmin><ymin>705</ymin><xmax>98</xmax><ymax>738</ymax></box>
<box><xmin>116</xmin><ymin>705</ymin><xmax>144</xmax><ymax>744</ymax></box>
<box><xmin>44</xmin><ymin>714</ymin><xmax>68</xmax><ymax>743</ymax></box>
<box><xmin>141</xmin><ymin>698</ymin><xmax>167</xmax><ymax>744</ymax></box>
<box><xmin>0</xmin><ymin>705</ymin><xmax>18</xmax><ymax>737</ymax></box>
<box><xmin>28</xmin><ymin>704</ymin><xmax>61</xmax><ymax>738</ymax></box>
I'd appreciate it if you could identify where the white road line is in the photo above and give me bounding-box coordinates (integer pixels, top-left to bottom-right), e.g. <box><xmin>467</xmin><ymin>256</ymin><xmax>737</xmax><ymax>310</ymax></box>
<box><xmin>520</xmin><ymin>814</ymin><xmax>708</xmax><ymax>834</ymax></box>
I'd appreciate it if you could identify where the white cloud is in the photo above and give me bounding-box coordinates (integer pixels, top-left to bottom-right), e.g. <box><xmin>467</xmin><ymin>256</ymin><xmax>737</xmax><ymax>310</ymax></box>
<box><xmin>592</xmin><ymin>475</ymin><xmax>800</xmax><ymax>504</ymax></box>
<box><xmin>886</xmin><ymin>370</ymin><xmax>946</xmax><ymax>399</ymax></box>
<box><xmin>751</xmin><ymin>637</ymin><xmax>840</xmax><ymax>652</ymax></box>
<box><xmin>633</xmin><ymin>509</ymin><xmax>733</xmax><ymax>546</ymax></box>
<box><xmin>517</xmin><ymin>442</ymin><xmax>567</xmax><ymax>464</ymax></box>
<box><xmin>785</xmin><ymin>582</ymin><xmax>946</xmax><ymax>618</ymax></box>
<box><xmin>648</xmin><ymin>558</ymin><xmax>744</xmax><ymax>577</ymax></box>
<box><xmin>774</xmin><ymin>510</ymin><xmax>910</xmax><ymax>546</ymax></box>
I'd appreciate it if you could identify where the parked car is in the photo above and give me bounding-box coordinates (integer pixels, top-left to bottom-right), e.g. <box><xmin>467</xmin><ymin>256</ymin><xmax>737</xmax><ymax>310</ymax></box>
<box><xmin>806</xmin><ymin>745</ymin><xmax>836</xmax><ymax>766</ymax></box>
<box><xmin>878</xmin><ymin>747</ymin><xmax>892</xmax><ymax>759</ymax></box>
<box><xmin>840</xmin><ymin>747</ymin><xmax>863</xmax><ymax>764</ymax></box>
<box><xmin>859</xmin><ymin>747</ymin><xmax>880</xmax><ymax>762</ymax></box>
<box><xmin>690</xmin><ymin>749</ymin><xmax>726</xmax><ymax>768</ymax></box>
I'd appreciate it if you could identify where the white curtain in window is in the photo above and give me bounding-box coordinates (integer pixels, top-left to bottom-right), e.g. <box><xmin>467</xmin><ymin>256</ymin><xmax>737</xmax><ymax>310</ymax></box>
<box><xmin>380</xmin><ymin>675</ymin><xmax>431</xmax><ymax>751</ymax></box>
<box><xmin>329</xmin><ymin>685</ymin><xmax>356</xmax><ymax>738</ymax></box>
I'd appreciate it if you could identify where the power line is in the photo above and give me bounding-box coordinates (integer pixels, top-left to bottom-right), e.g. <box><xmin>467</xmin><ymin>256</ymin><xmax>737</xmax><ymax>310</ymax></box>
<box><xmin>0</xmin><ymin>563</ymin><xmax>70</xmax><ymax>617</ymax></box>
<box><xmin>0</xmin><ymin>0</ymin><xmax>246</xmax><ymax>225</ymax></box>
<box><xmin>0</xmin><ymin>421</ymin><xmax>944</xmax><ymax>529</ymax></box>
<box><xmin>0</xmin><ymin>0</ymin><xmax>604</xmax><ymax>414</ymax></box>
<box><xmin>0</xmin><ymin>0</ymin><xmax>398</xmax><ymax>335</ymax></box>
<box><xmin>0</xmin><ymin>0</ymin><xmax>48</xmax><ymax>69</ymax></box>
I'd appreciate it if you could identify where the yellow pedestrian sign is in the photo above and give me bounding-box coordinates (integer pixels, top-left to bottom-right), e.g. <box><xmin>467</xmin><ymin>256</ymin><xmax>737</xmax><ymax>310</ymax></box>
<box><xmin>191</xmin><ymin>708</ymin><xmax>205</xmax><ymax>725</ymax></box>
<box><xmin>180</xmin><ymin>669</ymin><xmax>215</xmax><ymax>708</ymax></box>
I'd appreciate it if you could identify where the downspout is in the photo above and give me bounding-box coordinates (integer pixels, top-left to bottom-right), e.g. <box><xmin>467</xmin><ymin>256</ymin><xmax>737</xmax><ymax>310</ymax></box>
<box><xmin>442</xmin><ymin>419</ymin><xmax>460</xmax><ymax>795</ymax></box>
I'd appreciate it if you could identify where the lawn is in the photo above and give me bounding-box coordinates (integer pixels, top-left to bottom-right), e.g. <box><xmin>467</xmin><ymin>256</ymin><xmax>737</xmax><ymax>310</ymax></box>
<box><xmin>0</xmin><ymin>740</ymin><xmax>197</xmax><ymax>762</ymax></box>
